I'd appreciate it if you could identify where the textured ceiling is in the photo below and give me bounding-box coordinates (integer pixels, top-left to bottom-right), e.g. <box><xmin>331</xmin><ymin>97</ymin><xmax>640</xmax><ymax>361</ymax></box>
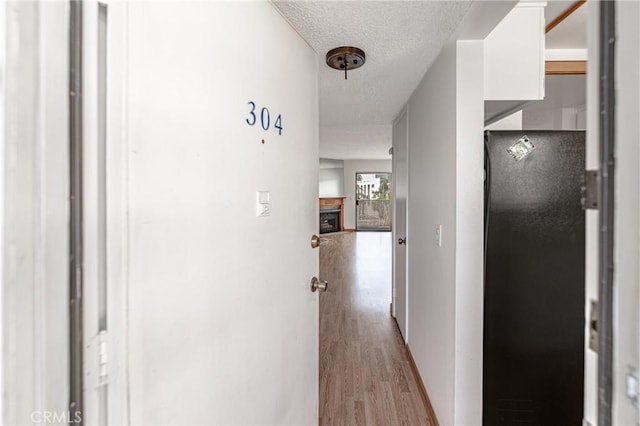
<box><xmin>320</xmin><ymin>124</ymin><xmax>392</xmax><ymax>160</ymax></box>
<box><xmin>273</xmin><ymin>1</ymin><xmax>473</xmax><ymax>159</ymax></box>
<box><xmin>275</xmin><ymin>1</ymin><xmax>472</xmax><ymax>126</ymax></box>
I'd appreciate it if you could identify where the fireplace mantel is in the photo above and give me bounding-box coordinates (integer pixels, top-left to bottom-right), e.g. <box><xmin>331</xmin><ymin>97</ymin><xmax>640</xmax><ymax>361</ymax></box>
<box><xmin>319</xmin><ymin>197</ymin><xmax>345</xmax><ymax>232</ymax></box>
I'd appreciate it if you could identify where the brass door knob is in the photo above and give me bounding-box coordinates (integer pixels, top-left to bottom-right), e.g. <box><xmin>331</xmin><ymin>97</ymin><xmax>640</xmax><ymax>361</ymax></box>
<box><xmin>311</xmin><ymin>234</ymin><xmax>320</xmax><ymax>249</ymax></box>
<box><xmin>310</xmin><ymin>277</ymin><xmax>328</xmax><ymax>293</ymax></box>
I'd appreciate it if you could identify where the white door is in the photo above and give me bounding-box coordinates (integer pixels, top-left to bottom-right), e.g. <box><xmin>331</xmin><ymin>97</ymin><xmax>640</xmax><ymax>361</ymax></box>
<box><xmin>392</xmin><ymin>108</ymin><xmax>409</xmax><ymax>342</ymax></box>
<box><xmin>110</xmin><ymin>2</ymin><xmax>319</xmax><ymax>424</ymax></box>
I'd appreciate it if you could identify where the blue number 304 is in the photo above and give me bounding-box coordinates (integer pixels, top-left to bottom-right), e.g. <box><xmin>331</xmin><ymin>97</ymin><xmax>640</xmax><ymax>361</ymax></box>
<box><xmin>246</xmin><ymin>101</ymin><xmax>283</xmax><ymax>136</ymax></box>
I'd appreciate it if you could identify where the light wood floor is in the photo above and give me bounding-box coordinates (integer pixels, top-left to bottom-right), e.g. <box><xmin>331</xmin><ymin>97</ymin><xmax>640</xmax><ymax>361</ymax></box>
<box><xmin>319</xmin><ymin>232</ymin><xmax>433</xmax><ymax>426</ymax></box>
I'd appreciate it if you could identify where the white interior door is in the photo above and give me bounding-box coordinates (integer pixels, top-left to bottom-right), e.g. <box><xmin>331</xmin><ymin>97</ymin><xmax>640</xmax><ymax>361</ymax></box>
<box><xmin>120</xmin><ymin>3</ymin><xmax>319</xmax><ymax>424</ymax></box>
<box><xmin>392</xmin><ymin>109</ymin><xmax>409</xmax><ymax>342</ymax></box>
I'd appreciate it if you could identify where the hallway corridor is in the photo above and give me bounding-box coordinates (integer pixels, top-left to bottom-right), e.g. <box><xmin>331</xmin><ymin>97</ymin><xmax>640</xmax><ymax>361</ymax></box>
<box><xmin>319</xmin><ymin>232</ymin><xmax>433</xmax><ymax>425</ymax></box>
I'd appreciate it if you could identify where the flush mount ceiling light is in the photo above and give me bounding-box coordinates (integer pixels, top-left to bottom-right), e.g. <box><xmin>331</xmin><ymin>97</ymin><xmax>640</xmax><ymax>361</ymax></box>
<box><xmin>326</xmin><ymin>46</ymin><xmax>366</xmax><ymax>80</ymax></box>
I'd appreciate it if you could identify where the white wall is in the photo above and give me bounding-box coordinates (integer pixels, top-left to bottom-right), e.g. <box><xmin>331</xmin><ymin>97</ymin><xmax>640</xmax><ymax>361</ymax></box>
<box><xmin>522</xmin><ymin>105</ymin><xmax>587</xmax><ymax>130</ymax></box>
<box><xmin>1</xmin><ymin>2</ymin><xmax>69</xmax><ymax>423</ymax></box>
<box><xmin>521</xmin><ymin>75</ymin><xmax>587</xmax><ymax>130</ymax></box>
<box><xmin>319</xmin><ymin>168</ymin><xmax>344</xmax><ymax>197</ymax></box>
<box><xmin>454</xmin><ymin>40</ymin><xmax>485</xmax><ymax>425</ymax></box>
<box><xmin>613</xmin><ymin>1</ymin><xmax>640</xmax><ymax>424</ymax></box>
<box><xmin>405</xmin><ymin>40</ymin><xmax>485</xmax><ymax>425</ymax></box>
<box><xmin>319</xmin><ymin>159</ymin><xmax>344</xmax><ymax>198</ymax></box>
<box><xmin>485</xmin><ymin>110</ymin><xmax>522</xmax><ymax>131</ymax></box>
<box><xmin>399</xmin><ymin>3</ymin><xmax>516</xmax><ymax>422</ymax></box>
<box><xmin>0</xmin><ymin>3</ymin><xmax>5</xmax><ymax>420</ymax></box>
<box><xmin>407</xmin><ymin>43</ymin><xmax>458</xmax><ymax>425</ymax></box>
<box><xmin>343</xmin><ymin>159</ymin><xmax>392</xmax><ymax>230</ymax></box>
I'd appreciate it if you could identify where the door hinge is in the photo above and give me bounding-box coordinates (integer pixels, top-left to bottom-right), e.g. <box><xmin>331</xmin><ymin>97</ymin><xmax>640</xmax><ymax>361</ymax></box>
<box><xmin>626</xmin><ymin>366</ymin><xmax>638</xmax><ymax>406</ymax></box>
<box><xmin>86</xmin><ymin>330</ymin><xmax>109</xmax><ymax>389</ymax></box>
<box><xmin>582</xmin><ymin>170</ymin><xmax>600</xmax><ymax>210</ymax></box>
<box><xmin>98</xmin><ymin>330</ymin><xmax>108</xmax><ymax>387</ymax></box>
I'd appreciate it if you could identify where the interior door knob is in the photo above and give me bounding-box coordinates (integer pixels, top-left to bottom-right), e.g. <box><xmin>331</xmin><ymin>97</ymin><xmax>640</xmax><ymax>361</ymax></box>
<box><xmin>398</xmin><ymin>238</ymin><xmax>406</xmax><ymax>245</ymax></box>
<box><xmin>310</xmin><ymin>277</ymin><xmax>328</xmax><ymax>293</ymax></box>
<box><xmin>310</xmin><ymin>234</ymin><xmax>320</xmax><ymax>249</ymax></box>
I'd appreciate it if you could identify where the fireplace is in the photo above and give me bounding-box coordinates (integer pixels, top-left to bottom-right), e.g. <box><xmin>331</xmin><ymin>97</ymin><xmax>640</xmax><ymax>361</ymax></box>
<box><xmin>320</xmin><ymin>209</ymin><xmax>341</xmax><ymax>234</ymax></box>
<box><xmin>319</xmin><ymin>197</ymin><xmax>345</xmax><ymax>233</ymax></box>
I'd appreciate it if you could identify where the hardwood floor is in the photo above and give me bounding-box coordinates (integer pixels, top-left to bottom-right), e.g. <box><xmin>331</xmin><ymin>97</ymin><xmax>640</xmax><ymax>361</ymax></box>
<box><xmin>319</xmin><ymin>232</ymin><xmax>433</xmax><ymax>426</ymax></box>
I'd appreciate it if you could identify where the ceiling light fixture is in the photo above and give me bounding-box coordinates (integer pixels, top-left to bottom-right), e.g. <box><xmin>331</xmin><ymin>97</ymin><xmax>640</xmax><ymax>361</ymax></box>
<box><xmin>326</xmin><ymin>46</ymin><xmax>366</xmax><ymax>80</ymax></box>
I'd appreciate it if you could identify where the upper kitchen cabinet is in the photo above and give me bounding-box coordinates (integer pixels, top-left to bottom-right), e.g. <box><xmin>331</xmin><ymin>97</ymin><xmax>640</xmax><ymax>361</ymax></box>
<box><xmin>484</xmin><ymin>2</ymin><xmax>546</xmax><ymax>101</ymax></box>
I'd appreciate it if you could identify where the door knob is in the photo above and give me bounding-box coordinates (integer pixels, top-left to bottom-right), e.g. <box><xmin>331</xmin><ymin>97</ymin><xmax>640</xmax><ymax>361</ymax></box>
<box><xmin>310</xmin><ymin>234</ymin><xmax>320</xmax><ymax>249</ymax></box>
<box><xmin>310</xmin><ymin>277</ymin><xmax>328</xmax><ymax>293</ymax></box>
<box><xmin>398</xmin><ymin>238</ymin><xmax>406</xmax><ymax>245</ymax></box>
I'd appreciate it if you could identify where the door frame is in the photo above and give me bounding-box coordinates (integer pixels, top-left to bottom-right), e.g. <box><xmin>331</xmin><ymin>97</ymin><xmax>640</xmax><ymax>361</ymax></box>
<box><xmin>596</xmin><ymin>2</ymin><xmax>615</xmax><ymax>424</ymax></box>
<box><xmin>69</xmin><ymin>0</ymin><xmax>84</xmax><ymax>420</ymax></box>
<box><xmin>391</xmin><ymin>106</ymin><xmax>408</xmax><ymax>341</ymax></box>
<box><xmin>80</xmin><ymin>1</ymin><xmax>130</xmax><ymax>424</ymax></box>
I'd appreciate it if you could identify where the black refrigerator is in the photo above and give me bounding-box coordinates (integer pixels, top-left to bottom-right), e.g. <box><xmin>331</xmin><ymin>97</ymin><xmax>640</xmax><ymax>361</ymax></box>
<box><xmin>483</xmin><ymin>131</ymin><xmax>585</xmax><ymax>425</ymax></box>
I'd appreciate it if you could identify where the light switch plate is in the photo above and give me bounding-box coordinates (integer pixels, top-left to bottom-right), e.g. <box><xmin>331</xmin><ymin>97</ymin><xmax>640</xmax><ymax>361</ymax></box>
<box><xmin>436</xmin><ymin>225</ymin><xmax>442</xmax><ymax>247</ymax></box>
<box><xmin>257</xmin><ymin>203</ymin><xmax>271</xmax><ymax>217</ymax></box>
<box><xmin>257</xmin><ymin>191</ymin><xmax>270</xmax><ymax>203</ymax></box>
<box><xmin>257</xmin><ymin>191</ymin><xmax>271</xmax><ymax>217</ymax></box>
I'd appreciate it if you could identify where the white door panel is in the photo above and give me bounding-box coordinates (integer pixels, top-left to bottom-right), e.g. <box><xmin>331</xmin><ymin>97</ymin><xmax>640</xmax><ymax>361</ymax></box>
<box><xmin>122</xmin><ymin>3</ymin><xmax>319</xmax><ymax>424</ymax></box>
<box><xmin>392</xmin><ymin>109</ymin><xmax>408</xmax><ymax>342</ymax></box>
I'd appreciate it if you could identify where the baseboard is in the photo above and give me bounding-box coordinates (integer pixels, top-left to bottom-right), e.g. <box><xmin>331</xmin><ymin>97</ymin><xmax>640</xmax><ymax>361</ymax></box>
<box><xmin>343</xmin><ymin>228</ymin><xmax>356</xmax><ymax>232</ymax></box>
<box><xmin>406</xmin><ymin>344</ymin><xmax>440</xmax><ymax>426</ymax></box>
